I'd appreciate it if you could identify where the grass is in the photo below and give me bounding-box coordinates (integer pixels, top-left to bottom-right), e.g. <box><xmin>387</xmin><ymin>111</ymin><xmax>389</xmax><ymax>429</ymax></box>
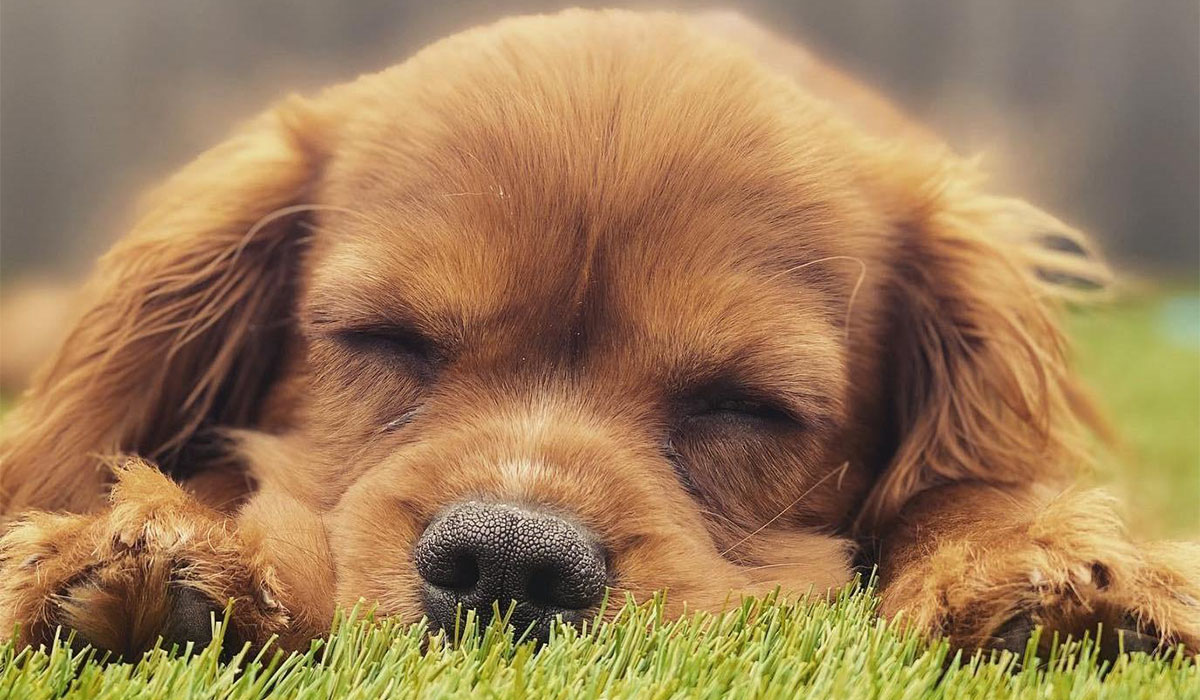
<box><xmin>4</xmin><ymin>589</ymin><xmax>1199</xmax><ymax>700</ymax></box>
<box><xmin>1067</xmin><ymin>289</ymin><xmax>1200</xmax><ymax>537</ymax></box>
<box><xmin>1</xmin><ymin>290</ymin><xmax>1198</xmax><ymax>698</ymax></box>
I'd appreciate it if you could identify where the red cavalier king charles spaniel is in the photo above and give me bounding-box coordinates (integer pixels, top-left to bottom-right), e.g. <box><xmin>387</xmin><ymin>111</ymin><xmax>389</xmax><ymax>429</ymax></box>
<box><xmin>2</xmin><ymin>10</ymin><xmax>1196</xmax><ymax>658</ymax></box>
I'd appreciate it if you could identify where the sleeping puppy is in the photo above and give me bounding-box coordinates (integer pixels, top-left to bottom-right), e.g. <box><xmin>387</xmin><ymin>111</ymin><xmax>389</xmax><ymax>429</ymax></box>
<box><xmin>1</xmin><ymin>9</ymin><xmax>1196</xmax><ymax>658</ymax></box>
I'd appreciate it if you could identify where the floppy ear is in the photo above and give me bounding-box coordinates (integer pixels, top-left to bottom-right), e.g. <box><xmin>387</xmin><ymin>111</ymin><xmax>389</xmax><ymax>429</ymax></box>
<box><xmin>0</xmin><ymin>98</ymin><xmax>327</xmax><ymax>514</ymax></box>
<box><xmin>859</xmin><ymin>167</ymin><xmax>1112</xmax><ymax>531</ymax></box>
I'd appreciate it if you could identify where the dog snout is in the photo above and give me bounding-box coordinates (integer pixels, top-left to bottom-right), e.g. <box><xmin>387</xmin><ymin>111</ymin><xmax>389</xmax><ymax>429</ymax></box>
<box><xmin>414</xmin><ymin>501</ymin><xmax>607</xmax><ymax>643</ymax></box>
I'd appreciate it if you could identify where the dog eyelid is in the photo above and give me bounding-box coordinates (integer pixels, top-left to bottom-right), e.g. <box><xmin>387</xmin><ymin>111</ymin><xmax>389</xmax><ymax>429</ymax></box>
<box><xmin>333</xmin><ymin>324</ymin><xmax>442</xmax><ymax>365</ymax></box>
<box><xmin>677</xmin><ymin>383</ymin><xmax>806</xmax><ymax>429</ymax></box>
<box><xmin>695</xmin><ymin>398</ymin><xmax>798</xmax><ymax>426</ymax></box>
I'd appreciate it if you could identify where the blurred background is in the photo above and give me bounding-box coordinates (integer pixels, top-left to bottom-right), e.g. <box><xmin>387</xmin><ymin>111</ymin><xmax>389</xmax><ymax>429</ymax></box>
<box><xmin>1</xmin><ymin>1</ymin><xmax>1197</xmax><ymax>534</ymax></box>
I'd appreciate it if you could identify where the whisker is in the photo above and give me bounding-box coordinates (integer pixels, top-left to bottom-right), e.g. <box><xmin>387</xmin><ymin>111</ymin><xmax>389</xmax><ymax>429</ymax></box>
<box><xmin>334</xmin><ymin>410</ymin><xmax>416</xmax><ymax>474</ymax></box>
<box><xmin>694</xmin><ymin>506</ymin><xmax>742</xmax><ymax>532</ymax></box>
<box><xmin>768</xmin><ymin>255</ymin><xmax>868</xmax><ymax>341</ymax></box>
<box><xmin>719</xmin><ymin>461</ymin><xmax>850</xmax><ymax>558</ymax></box>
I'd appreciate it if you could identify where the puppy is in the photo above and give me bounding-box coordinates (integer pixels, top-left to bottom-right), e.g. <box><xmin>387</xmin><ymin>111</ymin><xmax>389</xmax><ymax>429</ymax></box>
<box><xmin>1</xmin><ymin>10</ymin><xmax>1195</xmax><ymax>658</ymax></box>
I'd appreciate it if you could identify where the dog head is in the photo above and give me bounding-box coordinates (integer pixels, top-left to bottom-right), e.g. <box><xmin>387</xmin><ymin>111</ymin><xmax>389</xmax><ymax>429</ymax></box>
<box><xmin>2</xmin><ymin>10</ymin><xmax>1108</xmax><ymax>638</ymax></box>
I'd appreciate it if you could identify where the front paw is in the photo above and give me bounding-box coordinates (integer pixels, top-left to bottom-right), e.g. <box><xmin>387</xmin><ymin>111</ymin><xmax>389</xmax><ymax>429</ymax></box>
<box><xmin>0</xmin><ymin>459</ymin><xmax>287</xmax><ymax>658</ymax></box>
<box><xmin>881</xmin><ymin>496</ymin><xmax>1200</xmax><ymax>656</ymax></box>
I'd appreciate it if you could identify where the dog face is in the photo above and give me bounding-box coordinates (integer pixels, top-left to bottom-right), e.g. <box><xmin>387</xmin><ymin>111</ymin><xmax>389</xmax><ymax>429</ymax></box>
<box><xmin>2</xmin><ymin>10</ymin><xmax>1107</xmax><ymax>636</ymax></box>
<box><xmin>281</xmin><ymin>14</ymin><xmax>892</xmax><ymax>623</ymax></box>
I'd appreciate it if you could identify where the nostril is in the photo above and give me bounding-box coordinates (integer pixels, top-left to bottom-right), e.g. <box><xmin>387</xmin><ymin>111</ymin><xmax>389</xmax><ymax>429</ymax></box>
<box><xmin>417</xmin><ymin>546</ymin><xmax>482</xmax><ymax>592</ymax></box>
<box><xmin>442</xmin><ymin>553</ymin><xmax>480</xmax><ymax>591</ymax></box>
<box><xmin>525</xmin><ymin>565</ymin><xmax>562</xmax><ymax>607</ymax></box>
<box><xmin>523</xmin><ymin>552</ymin><xmax>607</xmax><ymax>610</ymax></box>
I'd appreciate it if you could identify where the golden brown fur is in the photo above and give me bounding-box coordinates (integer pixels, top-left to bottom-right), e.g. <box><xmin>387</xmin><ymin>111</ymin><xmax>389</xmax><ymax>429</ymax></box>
<box><xmin>0</xmin><ymin>9</ymin><xmax>1194</xmax><ymax>656</ymax></box>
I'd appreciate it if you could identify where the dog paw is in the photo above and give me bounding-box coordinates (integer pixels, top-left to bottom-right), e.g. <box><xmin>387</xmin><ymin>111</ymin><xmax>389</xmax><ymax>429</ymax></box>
<box><xmin>0</xmin><ymin>459</ymin><xmax>287</xmax><ymax>658</ymax></box>
<box><xmin>882</xmin><ymin>518</ymin><xmax>1200</xmax><ymax>657</ymax></box>
<box><xmin>978</xmin><ymin>553</ymin><xmax>1196</xmax><ymax>658</ymax></box>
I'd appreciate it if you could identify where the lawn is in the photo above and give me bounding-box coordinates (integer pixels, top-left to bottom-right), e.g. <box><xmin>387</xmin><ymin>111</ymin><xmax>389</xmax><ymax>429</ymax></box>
<box><xmin>1</xmin><ymin>291</ymin><xmax>1198</xmax><ymax>699</ymax></box>
<box><xmin>1067</xmin><ymin>289</ymin><xmax>1200</xmax><ymax>538</ymax></box>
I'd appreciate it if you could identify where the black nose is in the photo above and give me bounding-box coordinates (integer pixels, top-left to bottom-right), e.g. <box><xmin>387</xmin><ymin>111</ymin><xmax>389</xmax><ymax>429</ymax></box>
<box><xmin>414</xmin><ymin>501</ymin><xmax>607</xmax><ymax>643</ymax></box>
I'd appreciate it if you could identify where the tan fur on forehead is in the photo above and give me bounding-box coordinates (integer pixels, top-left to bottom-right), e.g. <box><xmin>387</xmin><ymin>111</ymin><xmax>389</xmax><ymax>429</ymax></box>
<box><xmin>309</xmin><ymin>11</ymin><xmax>893</xmax><ymax>262</ymax></box>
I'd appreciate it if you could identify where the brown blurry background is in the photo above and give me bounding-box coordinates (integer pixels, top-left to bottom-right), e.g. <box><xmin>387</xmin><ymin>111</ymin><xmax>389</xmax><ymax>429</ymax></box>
<box><xmin>1</xmin><ymin>1</ymin><xmax>1197</xmax><ymax>534</ymax></box>
<box><xmin>2</xmin><ymin>0</ymin><xmax>1197</xmax><ymax>278</ymax></box>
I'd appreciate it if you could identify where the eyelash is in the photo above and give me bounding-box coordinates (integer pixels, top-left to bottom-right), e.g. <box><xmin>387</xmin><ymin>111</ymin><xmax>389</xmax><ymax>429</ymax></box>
<box><xmin>684</xmin><ymin>395</ymin><xmax>798</xmax><ymax>428</ymax></box>
<box><xmin>335</xmin><ymin>327</ymin><xmax>439</xmax><ymax>376</ymax></box>
<box><xmin>698</xmin><ymin>398</ymin><xmax>792</xmax><ymax>423</ymax></box>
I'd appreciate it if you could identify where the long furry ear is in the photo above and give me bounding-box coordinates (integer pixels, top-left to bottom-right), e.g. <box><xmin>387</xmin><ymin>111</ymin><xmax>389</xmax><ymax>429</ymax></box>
<box><xmin>0</xmin><ymin>99</ymin><xmax>326</xmax><ymax>514</ymax></box>
<box><xmin>859</xmin><ymin>168</ymin><xmax>1112</xmax><ymax>531</ymax></box>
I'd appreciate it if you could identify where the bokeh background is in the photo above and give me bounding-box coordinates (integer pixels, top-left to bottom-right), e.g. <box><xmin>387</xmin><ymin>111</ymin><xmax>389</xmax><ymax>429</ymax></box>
<box><xmin>2</xmin><ymin>1</ymin><xmax>1197</xmax><ymax>534</ymax></box>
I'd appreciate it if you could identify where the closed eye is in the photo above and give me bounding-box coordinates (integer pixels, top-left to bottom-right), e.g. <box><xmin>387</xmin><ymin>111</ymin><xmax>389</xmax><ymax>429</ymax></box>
<box><xmin>678</xmin><ymin>383</ymin><xmax>804</xmax><ymax>430</ymax></box>
<box><xmin>334</xmin><ymin>325</ymin><xmax>440</xmax><ymax>378</ymax></box>
<box><xmin>694</xmin><ymin>398</ymin><xmax>793</xmax><ymax>424</ymax></box>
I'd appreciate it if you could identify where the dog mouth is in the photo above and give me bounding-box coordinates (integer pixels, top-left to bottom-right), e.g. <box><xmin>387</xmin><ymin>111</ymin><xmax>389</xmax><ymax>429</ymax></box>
<box><xmin>413</xmin><ymin>501</ymin><xmax>610</xmax><ymax>644</ymax></box>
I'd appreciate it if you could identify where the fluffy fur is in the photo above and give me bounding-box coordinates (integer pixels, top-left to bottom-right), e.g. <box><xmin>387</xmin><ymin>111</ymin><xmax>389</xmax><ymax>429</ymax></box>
<box><xmin>0</xmin><ymin>10</ymin><xmax>1195</xmax><ymax>657</ymax></box>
